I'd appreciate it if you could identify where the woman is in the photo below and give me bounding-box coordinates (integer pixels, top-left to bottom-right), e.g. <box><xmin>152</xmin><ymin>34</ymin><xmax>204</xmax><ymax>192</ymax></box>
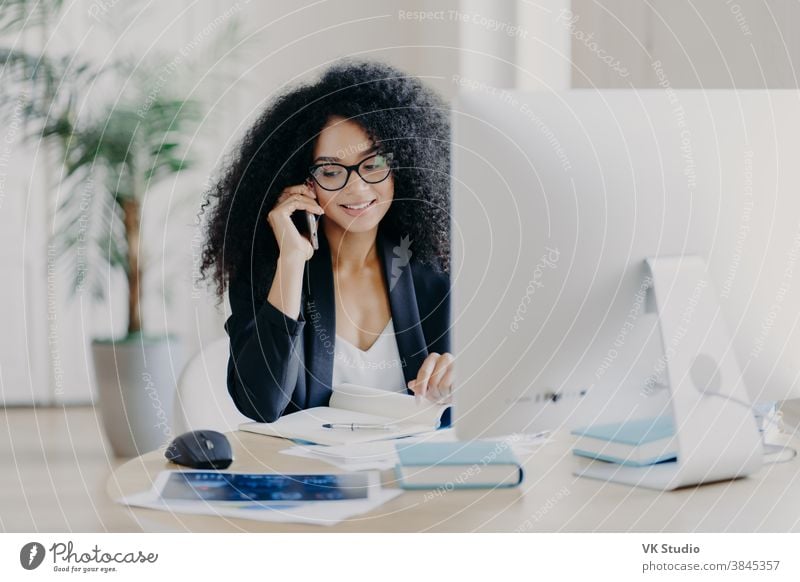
<box><xmin>199</xmin><ymin>59</ymin><xmax>453</xmax><ymax>425</ymax></box>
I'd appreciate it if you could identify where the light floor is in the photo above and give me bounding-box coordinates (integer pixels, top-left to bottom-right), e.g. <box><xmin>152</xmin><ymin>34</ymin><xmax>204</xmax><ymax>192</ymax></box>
<box><xmin>1</xmin><ymin>405</ymin><xmax>143</xmax><ymax>532</ymax></box>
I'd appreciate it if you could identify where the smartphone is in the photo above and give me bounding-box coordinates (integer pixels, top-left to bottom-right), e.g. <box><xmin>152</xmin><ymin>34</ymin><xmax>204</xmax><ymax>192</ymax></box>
<box><xmin>292</xmin><ymin>210</ymin><xmax>319</xmax><ymax>249</ymax></box>
<box><xmin>306</xmin><ymin>210</ymin><xmax>319</xmax><ymax>250</ymax></box>
<box><xmin>290</xmin><ymin>181</ymin><xmax>320</xmax><ymax>250</ymax></box>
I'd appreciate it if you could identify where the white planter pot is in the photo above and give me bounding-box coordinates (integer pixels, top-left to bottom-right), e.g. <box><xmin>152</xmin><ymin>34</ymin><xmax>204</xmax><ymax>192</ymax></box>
<box><xmin>92</xmin><ymin>335</ymin><xmax>184</xmax><ymax>458</ymax></box>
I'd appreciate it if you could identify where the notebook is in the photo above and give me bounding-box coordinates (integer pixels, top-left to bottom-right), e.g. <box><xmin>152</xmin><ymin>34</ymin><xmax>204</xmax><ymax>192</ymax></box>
<box><xmin>570</xmin><ymin>416</ymin><xmax>677</xmax><ymax>467</ymax></box>
<box><xmin>239</xmin><ymin>383</ymin><xmax>448</xmax><ymax>446</ymax></box>
<box><xmin>394</xmin><ymin>441</ymin><xmax>524</xmax><ymax>489</ymax></box>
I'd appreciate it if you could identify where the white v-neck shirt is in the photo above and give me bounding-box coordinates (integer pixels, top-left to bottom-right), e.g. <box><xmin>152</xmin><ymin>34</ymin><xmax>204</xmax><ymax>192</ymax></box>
<box><xmin>332</xmin><ymin>318</ymin><xmax>408</xmax><ymax>394</ymax></box>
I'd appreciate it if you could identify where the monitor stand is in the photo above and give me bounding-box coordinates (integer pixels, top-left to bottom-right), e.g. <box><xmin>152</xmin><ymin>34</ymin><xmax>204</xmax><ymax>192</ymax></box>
<box><xmin>574</xmin><ymin>256</ymin><xmax>763</xmax><ymax>490</ymax></box>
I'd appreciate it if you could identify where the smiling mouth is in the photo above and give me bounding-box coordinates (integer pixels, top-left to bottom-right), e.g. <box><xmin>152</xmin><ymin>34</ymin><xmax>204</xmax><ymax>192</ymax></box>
<box><xmin>340</xmin><ymin>199</ymin><xmax>376</xmax><ymax>210</ymax></box>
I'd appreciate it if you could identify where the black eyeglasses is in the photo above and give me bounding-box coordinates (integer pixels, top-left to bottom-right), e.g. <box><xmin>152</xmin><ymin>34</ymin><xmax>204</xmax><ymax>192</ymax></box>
<box><xmin>308</xmin><ymin>152</ymin><xmax>394</xmax><ymax>191</ymax></box>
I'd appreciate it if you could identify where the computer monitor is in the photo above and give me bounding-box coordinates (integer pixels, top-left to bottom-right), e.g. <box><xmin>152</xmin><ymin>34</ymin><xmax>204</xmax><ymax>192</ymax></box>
<box><xmin>451</xmin><ymin>89</ymin><xmax>800</xmax><ymax>441</ymax></box>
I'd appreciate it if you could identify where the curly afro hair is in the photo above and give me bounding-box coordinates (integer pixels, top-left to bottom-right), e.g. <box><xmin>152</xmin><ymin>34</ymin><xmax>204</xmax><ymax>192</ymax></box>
<box><xmin>198</xmin><ymin>59</ymin><xmax>451</xmax><ymax>300</ymax></box>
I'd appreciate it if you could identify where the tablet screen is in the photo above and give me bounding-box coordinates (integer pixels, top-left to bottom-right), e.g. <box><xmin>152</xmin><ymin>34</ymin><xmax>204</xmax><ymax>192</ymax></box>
<box><xmin>159</xmin><ymin>472</ymin><xmax>371</xmax><ymax>502</ymax></box>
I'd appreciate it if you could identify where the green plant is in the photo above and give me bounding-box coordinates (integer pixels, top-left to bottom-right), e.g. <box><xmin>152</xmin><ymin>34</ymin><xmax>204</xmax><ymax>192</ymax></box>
<box><xmin>1</xmin><ymin>0</ymin><xmax>244</xmax><ymax>337</ymax></box>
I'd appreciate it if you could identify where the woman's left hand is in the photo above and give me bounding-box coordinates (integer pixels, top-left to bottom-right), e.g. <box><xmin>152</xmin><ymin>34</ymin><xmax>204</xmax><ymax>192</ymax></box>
<box><xmin>408</xmin><ymin>352</ymin><xmax>454</xmax><ymax>404</ymax></box>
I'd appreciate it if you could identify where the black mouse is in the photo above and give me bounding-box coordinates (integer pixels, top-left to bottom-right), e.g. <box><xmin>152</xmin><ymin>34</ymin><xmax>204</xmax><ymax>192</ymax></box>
<box><xmin>165</xmin><ymin>430</ymin><xmax>233</xmax><ymax>470</ymax></box>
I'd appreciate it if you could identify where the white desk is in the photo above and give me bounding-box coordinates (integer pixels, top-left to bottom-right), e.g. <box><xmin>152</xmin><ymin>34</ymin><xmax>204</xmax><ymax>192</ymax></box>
<box><xmin>105</xmin><ymin>427</ymin><xmax>800</xmax><ymax>532</ymax></box>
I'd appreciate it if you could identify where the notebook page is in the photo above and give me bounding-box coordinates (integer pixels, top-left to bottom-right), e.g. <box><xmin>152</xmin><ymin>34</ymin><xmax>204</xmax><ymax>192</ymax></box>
<box><xmin>240</xmin><ymin>406</ymin><xmax>431</xmax><ymax>445</ymax></box>
<box><xmin>330</xmin><ymin>383</ymin><xmax>447</xmax><ymax>428</ymax></box>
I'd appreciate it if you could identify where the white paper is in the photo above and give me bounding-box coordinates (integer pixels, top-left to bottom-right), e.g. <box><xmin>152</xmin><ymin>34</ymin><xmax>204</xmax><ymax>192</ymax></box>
<box><xmin>485</xmin><ymin>431</ymin><xmax>554</xmax><ymax>456</ymax></box>
<box><xmin>331</xmin><ymin>383</ymin><xmax>446</xmax><ymax>426</ymax></box>
<box><xmin>277</xmin><ymin>429</ymin><xmax>551</xmax><ymax>470</ymax></box>
<box><xmin>280</xmin><ymin>441</ymin><xmax>401</xmax><ymax>471</ymax></box>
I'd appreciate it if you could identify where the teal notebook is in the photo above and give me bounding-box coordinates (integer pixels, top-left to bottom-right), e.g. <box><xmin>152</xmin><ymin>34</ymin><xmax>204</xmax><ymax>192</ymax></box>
<box><xmin>394</xmin><ymin>441</ymin><xmax>524</xmax><ymax>489</ymax></box>
<box><xmin>571</xmin><ymin>416</ymin><xmax>677</xmax><ymax>467</ymax></box>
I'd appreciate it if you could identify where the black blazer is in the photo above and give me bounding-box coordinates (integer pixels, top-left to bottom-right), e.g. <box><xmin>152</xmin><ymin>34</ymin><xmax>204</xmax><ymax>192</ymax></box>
<box><xmin>224</xmin><ymin>224</ymin><xmax>452</xmax><ymax>426</ymax></box>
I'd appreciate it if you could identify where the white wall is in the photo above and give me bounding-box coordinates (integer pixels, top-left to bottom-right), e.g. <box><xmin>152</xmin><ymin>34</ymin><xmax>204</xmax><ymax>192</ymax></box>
<box><xmin>570</xmin><ymin>0</ymin><xmax>800</xmax><ymax>88</ymax></box>
<box><xmin>516</xmin><ymin>0</ymin><xmax>572</xmax><ymax>92</ymax></box>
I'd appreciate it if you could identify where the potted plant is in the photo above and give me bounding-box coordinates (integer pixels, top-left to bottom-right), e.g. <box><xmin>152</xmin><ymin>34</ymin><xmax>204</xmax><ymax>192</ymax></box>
<box><xmin>1</xmin><ymin>0</ymin><xmax>244</xmax><ymax>456</ymax></box>
<box><xmin>79</xmin><ymin>98</ymin><xmax>201</xmax><ymax>458</ymax></box>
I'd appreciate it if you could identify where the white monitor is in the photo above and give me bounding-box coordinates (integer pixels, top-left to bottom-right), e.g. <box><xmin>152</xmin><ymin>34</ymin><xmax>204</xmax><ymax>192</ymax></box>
<box><xmin>451</xmin><ymin>89</ymin><xmax>800</xmax><ymax>441</ymax></box>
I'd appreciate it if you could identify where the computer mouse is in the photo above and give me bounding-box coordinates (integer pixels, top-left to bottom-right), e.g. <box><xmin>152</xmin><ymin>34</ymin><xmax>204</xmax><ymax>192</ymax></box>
<box><xmin>165</xmin><ymin>430</ymin><xmax>233</xmax><ymax>470</ymax></box>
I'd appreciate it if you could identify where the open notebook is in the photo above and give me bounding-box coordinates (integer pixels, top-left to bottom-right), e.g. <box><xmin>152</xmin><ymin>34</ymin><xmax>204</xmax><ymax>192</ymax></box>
<box><xmin>239</xmin><ymin>383</ymin><xmax>448</xmax><ymax>446</ymax></box>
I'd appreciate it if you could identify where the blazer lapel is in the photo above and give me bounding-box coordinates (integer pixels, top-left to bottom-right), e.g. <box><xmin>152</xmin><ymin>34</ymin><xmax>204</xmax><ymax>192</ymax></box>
<box><xmin>377</xmin><ymin>227</ymin><xmax>429</xmax><ymax>392</ymax></box>
<box><xmin>303</xmin><ymin>226</ymin><xmax>336</xmax><ymax>408</ymax></box>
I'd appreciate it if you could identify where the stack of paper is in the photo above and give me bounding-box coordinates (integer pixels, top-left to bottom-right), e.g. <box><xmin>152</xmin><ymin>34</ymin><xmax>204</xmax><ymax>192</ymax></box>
<box><xmin>281</xmin><ymin>441</ymin><xmax>402</xmax><ymax>471</ymax></box>
<box><xmin>279</xmin><ymin>429</ymin><xmax>551</xmax><ymax>471</ymax></box>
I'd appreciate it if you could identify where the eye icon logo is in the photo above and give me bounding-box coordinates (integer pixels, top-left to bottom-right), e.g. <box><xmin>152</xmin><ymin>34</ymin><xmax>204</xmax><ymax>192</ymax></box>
<box><xmin>20</xmin><ymin>542</ymin><xmax>46</xmax><ymax>570</ymax></box>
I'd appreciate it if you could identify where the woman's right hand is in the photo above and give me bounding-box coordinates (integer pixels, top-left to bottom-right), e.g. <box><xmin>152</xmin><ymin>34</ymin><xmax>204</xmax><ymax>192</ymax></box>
<box><xmin>267</xmin><ymin>182</ymin><xmax>325</xmax><ymax>262</ymax></box>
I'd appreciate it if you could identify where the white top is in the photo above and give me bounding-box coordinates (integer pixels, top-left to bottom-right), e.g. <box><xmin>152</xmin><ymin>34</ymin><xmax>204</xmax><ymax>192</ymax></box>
<box><xmin>332</xmin><ymin>318</ymin><xmax>408</xmax><ymax>394</ymax></box>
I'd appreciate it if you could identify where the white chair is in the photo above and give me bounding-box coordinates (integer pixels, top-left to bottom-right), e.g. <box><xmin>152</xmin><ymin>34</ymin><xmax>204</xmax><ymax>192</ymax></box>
<box><xmin>172</xmin><ymin>336</ymin><xmax>251</xmax><ymax>434</ymax></box>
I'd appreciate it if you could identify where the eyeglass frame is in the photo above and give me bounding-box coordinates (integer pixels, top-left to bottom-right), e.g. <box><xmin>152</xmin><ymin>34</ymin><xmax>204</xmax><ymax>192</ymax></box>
<box><xmin>307</xmin><ymin>152</ymin><xmax>394</xmax><ymax>191</ymax></box>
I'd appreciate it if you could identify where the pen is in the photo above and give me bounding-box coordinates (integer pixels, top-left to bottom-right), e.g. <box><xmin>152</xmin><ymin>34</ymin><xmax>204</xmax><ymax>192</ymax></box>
<box><xmin>517</xmin><ymin>430</ymin><xmax>551</xmax><ymax>441</ymax></box>
<box><xmin>322</xmin><ymin>423</ymin><xmax>397</xmax><ymax>431</ymax></box>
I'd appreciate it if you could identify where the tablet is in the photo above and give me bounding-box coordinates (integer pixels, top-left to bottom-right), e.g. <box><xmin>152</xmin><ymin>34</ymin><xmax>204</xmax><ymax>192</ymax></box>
<box><xmin>156</xmin><ymin>471</ymin><xmax>373</xmax><ymax>503</ymax></box>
